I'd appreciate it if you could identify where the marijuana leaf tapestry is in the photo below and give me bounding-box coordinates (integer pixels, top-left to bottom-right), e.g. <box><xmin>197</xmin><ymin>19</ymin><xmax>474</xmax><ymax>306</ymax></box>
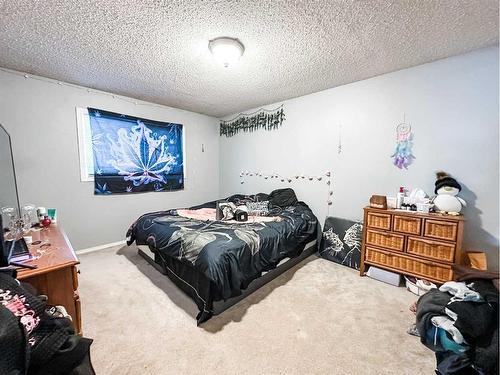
<box><xmin>88</xmin><ymin>108</ymin><xmax>183</xmax><ymax>195</ymax></box>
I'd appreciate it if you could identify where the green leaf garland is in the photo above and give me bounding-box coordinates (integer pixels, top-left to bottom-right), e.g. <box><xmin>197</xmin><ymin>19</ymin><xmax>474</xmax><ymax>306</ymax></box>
<box><xmin>220</xmin><ymin>106</ymin><xmax>285</xmax><ymax>137</ymax></box>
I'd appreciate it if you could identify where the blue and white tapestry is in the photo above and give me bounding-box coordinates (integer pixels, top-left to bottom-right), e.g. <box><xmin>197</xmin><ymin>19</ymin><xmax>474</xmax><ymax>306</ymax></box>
<box><xmin>88</xmin><ymin>108</ymin><xmax>184</xmax><ymax>195</ymax></box>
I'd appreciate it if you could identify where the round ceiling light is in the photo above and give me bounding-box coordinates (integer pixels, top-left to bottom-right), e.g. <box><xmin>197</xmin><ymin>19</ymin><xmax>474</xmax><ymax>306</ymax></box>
<box><xmin>208</xmin><ymin>37</ymin><xmax>245</xmax><ymax>68</ymax></box>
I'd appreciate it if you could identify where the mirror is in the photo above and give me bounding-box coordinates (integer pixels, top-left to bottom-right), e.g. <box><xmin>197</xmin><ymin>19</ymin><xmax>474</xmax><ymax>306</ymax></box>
<box><xmin>0</xmin><ymin>124</ymin><xmax>20</xmax><ymax>230</ymax></box>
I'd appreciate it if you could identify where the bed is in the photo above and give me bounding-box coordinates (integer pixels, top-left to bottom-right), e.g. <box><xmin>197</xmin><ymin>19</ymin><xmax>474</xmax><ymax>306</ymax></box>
<box><xmin>126</xmin><ymin>189</ymin><xmax>319</xmax><ymax>324</ymax></box>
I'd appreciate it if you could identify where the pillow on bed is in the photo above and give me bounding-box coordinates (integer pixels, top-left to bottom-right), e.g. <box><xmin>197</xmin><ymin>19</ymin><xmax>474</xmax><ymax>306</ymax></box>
<box><xmin>268</xmin><ymin>188</ymin><xmax>298</xmax><ymax>208</ymax></box>
<box><xmin>217</xmin><ymin>202</ymin><xmax>236</xmax><ymax>220</ymax></box>
<box><xmin>254</xmin><ymin>193</ymin><xmax>270</xmax><ymax>202</ymax></box>
<box><xmin>246</xmin><ymin>201</ymin><xmax>270</xmax><ymax>216</ymax></box>
<box><xmin>226</xmin><ymin>194</ymin><xmax>255</xmax><ymax>206</ymax></box>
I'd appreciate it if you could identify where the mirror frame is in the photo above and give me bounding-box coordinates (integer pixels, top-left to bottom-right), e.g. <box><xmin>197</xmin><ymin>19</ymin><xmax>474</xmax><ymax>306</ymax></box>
<box><xmin>0</xmin><ymin>123</ymin><xmax>21</xmax><ymax>217</ymax></box>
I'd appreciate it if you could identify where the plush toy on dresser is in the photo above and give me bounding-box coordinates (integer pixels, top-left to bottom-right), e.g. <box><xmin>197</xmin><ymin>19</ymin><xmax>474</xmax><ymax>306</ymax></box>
<box><xmin>433</xmin><ymin>171</ymin><xmax>466</xmax><ymax>215</ymax></box>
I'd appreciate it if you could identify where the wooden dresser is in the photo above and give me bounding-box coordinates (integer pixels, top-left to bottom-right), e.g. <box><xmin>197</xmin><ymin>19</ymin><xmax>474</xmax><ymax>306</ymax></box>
<box><xmin>360</xmin><ymin>207</ymin><xmax>465</xmax><ymax>284</ymax></box>
<box><xmin>16</xmin><ymin>225</ymin><xmax>82</xmax><ymax>334</ymax></box>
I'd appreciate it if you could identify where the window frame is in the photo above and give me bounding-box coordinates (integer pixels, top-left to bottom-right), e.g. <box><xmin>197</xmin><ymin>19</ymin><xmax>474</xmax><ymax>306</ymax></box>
<box><xmin>75</xmin><ymin>106</ymin><xmax>188</xmax><ymax>186</ymax></box>
<box><xmin>75</xmin><ymin>107</ymin><xmax>95</xmax><ymax>182</ymax></box>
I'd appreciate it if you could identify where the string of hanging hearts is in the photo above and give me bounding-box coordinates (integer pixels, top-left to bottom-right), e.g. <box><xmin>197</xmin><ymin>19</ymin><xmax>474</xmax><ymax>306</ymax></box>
<box><xmin>220</xmin><ymin>105</ymin><xmax>285</xmax><ymax>137</ymax></box>
<box><xmin>239</xmin><ymin>170</ymin><xmax>334</xmax><ymax>206</ymax></box>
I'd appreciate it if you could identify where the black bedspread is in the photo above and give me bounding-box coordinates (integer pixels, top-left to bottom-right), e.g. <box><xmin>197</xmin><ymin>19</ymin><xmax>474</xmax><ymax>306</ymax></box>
<box><xmin>126</xmin><ymin>194</ymin><xmax>318</xmax><ymax>323</ymax></box>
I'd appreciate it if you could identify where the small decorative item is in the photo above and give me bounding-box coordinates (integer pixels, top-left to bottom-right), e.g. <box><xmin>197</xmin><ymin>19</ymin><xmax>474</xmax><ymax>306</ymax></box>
<box><xmin>217</xmin><ymin>202</ymin><xmax>237</xmax><ymax>221</ymax></box>
<box><xmin>415</xmin><ymin>203</ymin><xmax>432</xmax><ymax>213</ymax></box>
<box><xmin>234</xmin><ymin>207</ymin><xmax>248</xmax><ymax>222</ymax></box>
<box><xmin>432</xmin><ymin>171</ymin><xmax>466</xmax><ymax>215</ymax></box>
<box><xmin>391</xmin><ymin>116</ymin><xmax>415</xmax><ymax>169</ymax></box>
<box><xmin>21</xmin><ymin>204</ymin><xmax>37</xmax><ymax>228</ymax></box>
<box><xmin>47</xmin><ymin>208</ymin><xmax>57</xmax><ymax>223</ymax></box>
<box><xmin>220</xmin><ymin>105</ymin><xmax>285</xmax><ymax>137</ymax></box>
<box><xmin>37</xmin><ymin>207</ymin><xmax>47</xmax><ymax>223</ymax></box>
<box><xmin>41</xmin><ymin>215</ymin><xmax>52</xmax><ymax>228</ymax></box>
<box><xmin>386</xmin><ymin>197</ymin><xmax>397</xmax><ymax>209</ymax></box>
<box><xmin>1</xmin><ymin>206</ymin><xmax>23</xmax><ymax>240</ymax></box>
<box><xmin>369</xmin><ymin>195</ymin><xmax>387</xmax><ymax>209</ymax></box>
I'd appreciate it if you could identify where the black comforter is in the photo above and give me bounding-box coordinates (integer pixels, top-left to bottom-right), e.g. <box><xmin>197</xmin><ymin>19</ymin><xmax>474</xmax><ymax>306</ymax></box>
<box><xmin>126</xmin><ymin>193</ymin><xmax>318</xmax><ymax>324</ymax></box>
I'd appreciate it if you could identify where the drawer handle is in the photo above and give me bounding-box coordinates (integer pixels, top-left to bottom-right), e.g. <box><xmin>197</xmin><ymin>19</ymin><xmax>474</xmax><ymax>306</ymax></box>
<box><xmin>419</xmin><ymin>259</ymin><xmax>443</xmax><ymax>267</ymax></box>
<box><xmin>375</xmin><ymin>249</ymin><xmax>393</xmax><ymax>256</ymax></box>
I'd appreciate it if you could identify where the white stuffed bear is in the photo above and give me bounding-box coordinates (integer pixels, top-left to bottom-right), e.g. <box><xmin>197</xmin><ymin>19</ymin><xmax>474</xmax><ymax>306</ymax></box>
<box><xmin>432</xmin><ymin>171</ymin><xmax>466</xmax><ymax>215</ymax></box>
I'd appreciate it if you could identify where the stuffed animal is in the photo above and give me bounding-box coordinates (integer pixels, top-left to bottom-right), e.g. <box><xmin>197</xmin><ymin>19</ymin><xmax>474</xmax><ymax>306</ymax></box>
<box><xmin>432</xmin><ymin>171</ymin><xmax>466</xmax><ymax>215</ymax></box>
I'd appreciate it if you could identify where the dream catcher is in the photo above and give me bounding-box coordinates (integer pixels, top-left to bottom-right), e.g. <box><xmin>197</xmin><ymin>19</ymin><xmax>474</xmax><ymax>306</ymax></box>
<box><xmin>391</xmin><ymin>117</ymin><xmax>415</xmax><ymax>169</ymax></box>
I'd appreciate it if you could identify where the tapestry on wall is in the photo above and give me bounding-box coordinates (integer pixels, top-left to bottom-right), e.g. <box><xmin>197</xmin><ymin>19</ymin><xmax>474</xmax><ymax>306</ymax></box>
<box><xmin>319</xmin><ymin>217</ymin><xmax>363</xmax><ymax>270</ymax></box>
<box><xmin>220</xmin><ymin>105</ymin><xmax>285</xmax><ymax>137</ymax></box>
<box><xmin>88</xmin><ymin>108</ymin><xmax>184</xmax><ymax>195</ymax></box>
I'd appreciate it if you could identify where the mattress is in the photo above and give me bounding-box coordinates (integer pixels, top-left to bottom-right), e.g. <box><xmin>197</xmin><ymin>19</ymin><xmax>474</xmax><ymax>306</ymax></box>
<box><xmin>137</xmin><ymin>238</ymin><xmax>317</xmax><ymax>274</ymax></box>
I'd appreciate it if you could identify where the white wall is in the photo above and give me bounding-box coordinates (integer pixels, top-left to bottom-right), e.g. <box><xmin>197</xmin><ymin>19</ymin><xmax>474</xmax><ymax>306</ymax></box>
<box><xmin>220</xmin><ymin>47</ymin><xmax>499</xmax><ymax>269</ymax></box>
<box><xmin>0</xmin><ymin>70</ymin><xmax>220</xmax><ymax>250</ymax></box>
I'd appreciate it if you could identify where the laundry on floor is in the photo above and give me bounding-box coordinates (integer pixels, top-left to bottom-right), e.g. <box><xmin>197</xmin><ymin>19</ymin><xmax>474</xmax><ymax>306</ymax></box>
<box><xmin>415</xmin><ymin>266</ymin><xmax>499</xmax><ymax>374</ymax></box>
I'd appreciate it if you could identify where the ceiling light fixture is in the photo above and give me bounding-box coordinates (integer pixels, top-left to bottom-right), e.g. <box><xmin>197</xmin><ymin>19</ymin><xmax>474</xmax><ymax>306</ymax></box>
<box><xmin>208</xmin><ymin>37</ymin><xmax>245</xmax><ymax>68</ymax></box>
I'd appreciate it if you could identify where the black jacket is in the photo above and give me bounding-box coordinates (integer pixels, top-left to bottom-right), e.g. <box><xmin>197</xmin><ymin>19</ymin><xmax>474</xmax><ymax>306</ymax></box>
<box><xmin>0</xmin><ymin>271</ymin><xmax>95</xmax><ymax>375</ymax></box>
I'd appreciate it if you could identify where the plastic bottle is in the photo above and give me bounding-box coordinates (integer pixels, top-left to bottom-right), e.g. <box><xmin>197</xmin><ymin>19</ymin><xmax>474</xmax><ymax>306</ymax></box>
<box><xmin>396</xmin><ymin>186</ymin><xmax>405</xmax><ymax>209</ymax></box>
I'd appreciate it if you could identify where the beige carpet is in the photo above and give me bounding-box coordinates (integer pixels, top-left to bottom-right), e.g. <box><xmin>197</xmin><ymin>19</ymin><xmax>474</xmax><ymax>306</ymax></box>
<box><xmin>78</xmin><ymin>245</ymin><xmax>435</xmax><ymax>374</ymax></box>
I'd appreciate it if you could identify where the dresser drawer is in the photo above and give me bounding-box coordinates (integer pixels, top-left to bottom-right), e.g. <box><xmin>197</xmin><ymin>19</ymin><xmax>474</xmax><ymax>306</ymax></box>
<box><xmin>366</xmin><ymin>229</ymin><xmax>404</xmax><ymax>251</ymax></box>
<box><xmin>366</xmin><ymin>212</ymin><xmax>391</xmax><ymax>230</ymax></box>
<box><xmin>365</xmin><ymin>246</ymin><xmax>453</xmax><ymax>283</ymax></box>
<box><xmin>424</xmin><ymin>219</ymin><xmax>458</xmax><ymax>241</ymax></box>
<box><xmin>407</xmin><ymin>237</ymin><xmax>455</xmax><ymax>263</ymax></box>
<box><xmin>393</xmin><ymin>215</ymin><xmax>421</xmax><ymax>235</ymax></box>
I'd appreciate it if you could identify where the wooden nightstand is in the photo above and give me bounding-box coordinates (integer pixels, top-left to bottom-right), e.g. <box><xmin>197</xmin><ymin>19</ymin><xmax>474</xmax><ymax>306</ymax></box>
<box><xmin>16</xmin><ymin>225</ymin><xmax>82</xmax><ymax>334</ymax></box>
<box><xmin>360</xmin><ymin>207</ymin><xmax>465</xmax><ymax>284</ymax></box>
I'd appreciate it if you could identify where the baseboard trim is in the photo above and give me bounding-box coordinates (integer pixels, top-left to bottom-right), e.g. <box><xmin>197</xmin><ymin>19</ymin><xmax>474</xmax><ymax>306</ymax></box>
<box><xmin>76</xmin><ymin>240</ymin><xmax>126</xmax><ymax>255</ymax></box>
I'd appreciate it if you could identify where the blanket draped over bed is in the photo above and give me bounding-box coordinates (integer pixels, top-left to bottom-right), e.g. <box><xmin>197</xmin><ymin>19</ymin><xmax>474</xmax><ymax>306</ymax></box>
<box><xmin>126</xmin><ymin>194</ymin><xmax>318</xmax><ymax>324</ymax></box>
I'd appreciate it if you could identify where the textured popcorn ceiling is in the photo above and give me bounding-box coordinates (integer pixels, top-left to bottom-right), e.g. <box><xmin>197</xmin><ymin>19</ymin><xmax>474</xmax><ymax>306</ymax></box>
<box><xmin>0</xmin><ymin>1</ymin><xmax>498</xmax><ymax>117</ymax></box>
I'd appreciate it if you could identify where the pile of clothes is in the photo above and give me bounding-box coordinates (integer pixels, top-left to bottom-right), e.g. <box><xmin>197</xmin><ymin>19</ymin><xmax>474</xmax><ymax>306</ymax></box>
<box><xmin>416</xmin><ymin>265</ymin><xmax>499</xmax><ymax>375</ymax></box>
<box><xmin>0</xmin><ymin>270</ymin><xmax>95</xmax><ymax>375</ymax></box>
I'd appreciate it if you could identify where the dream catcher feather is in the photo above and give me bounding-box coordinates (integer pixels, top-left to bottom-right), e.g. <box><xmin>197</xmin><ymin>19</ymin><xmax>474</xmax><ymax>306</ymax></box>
<box><xmin>391</xmin><ymin>118</ymin><xmax>415</xmax><ymax>169</ymax></box>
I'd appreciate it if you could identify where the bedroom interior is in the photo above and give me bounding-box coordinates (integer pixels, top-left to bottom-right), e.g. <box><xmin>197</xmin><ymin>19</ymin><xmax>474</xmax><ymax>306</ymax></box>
<box><xmin>0</xmin><ymin>1</ymin><xmax>498</xmax><ymax>374</ymax></box>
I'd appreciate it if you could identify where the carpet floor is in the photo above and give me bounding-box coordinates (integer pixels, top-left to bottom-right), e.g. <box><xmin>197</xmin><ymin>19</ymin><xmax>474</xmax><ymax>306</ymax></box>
<box><xmin>78</xmin><ymin>245</ymin><xmax>435</xmax><ymax>374</ymax></box>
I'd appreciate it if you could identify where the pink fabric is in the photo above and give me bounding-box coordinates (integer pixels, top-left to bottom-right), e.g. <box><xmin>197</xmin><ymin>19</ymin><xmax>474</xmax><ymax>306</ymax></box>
<box><xmin>177</xmin><ymin>208</ymin><xmax>216</xmax><ymax>221</ymax></box>
<box><xmin>177</xmin><ymin>208</ymin><xmax>280</xmax><ymax>223</ymax></box>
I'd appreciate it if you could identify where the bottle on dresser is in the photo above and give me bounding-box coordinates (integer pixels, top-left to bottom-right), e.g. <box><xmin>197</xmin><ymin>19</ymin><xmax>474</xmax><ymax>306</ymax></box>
<box><xmin>396</xmin><ymin>186</ymin><xmax>405</xmax><ymax>209</ymax></box>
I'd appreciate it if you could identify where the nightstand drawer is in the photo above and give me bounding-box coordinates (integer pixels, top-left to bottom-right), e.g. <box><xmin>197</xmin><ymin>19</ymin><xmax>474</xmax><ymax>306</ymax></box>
<box><xmin>393</xmin><ymin>215</ymin><xmax>421</xmax><ymax>235</ymax></box>
<box><xmin>365</xmin><ymin>246</ymin><xmax>453</xmax><ymax>283</ymax></box>
<box><xmin>366</xmin><ymin>212</ymin><xmax>392</xmax><ymax>230</ymax></box>
<box><xmin>407</xmin><ymin>237</ymin><xmax>455</xmax><ymax>263</ymax></box>
<box><xmin>424</xmin><ymin>219</ymin><xmax>458</xmax><ymax>241</ymax></box>
<box><xmin>366</xmin><ymin>229</ymin><xmax>404</xmax><ymax>252</ymax></box>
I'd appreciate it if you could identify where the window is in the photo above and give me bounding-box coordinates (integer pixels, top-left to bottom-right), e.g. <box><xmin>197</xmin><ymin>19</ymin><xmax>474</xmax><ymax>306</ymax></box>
<box><xmin>76</xmin><ymin>107</ymin><xmax>184</xmax><ymax>194</ymax></box>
